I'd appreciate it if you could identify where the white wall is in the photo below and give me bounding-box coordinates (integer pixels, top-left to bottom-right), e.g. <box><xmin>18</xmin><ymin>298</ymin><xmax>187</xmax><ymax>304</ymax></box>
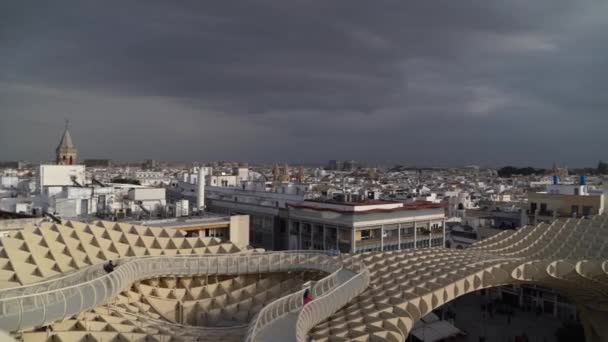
<box><xmin>128</xmin><ymin>188</ymin><xmax>166</xmax><ymax>201</ymax></box>
<box><xmin>39</xmin><ymin>165</ymin><xmax>85</xmax><ymax>189</ymax></box>
<box><xmin>237</xmin><ymin>167</ymin><xmax>249</xmax><ymax>182</ymax></box>
<box><xmin>209</xmin><ymin>175</ymin><xmax>238</xmax><ymax>187</ymax></box>
<box><xmin>229</xmin><ymin>215</ymin><xmax>250</xmax><ymax>248</ymax></box>
<box><xmin>0</xmin><ymin>176</ymin><xmax>19</xmax><ymax>189</ymax></box>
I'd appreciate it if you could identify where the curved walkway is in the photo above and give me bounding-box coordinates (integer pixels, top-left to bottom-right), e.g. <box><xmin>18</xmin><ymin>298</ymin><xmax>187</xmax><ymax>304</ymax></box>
<box><xmin>254</xmin><ymin>268</ymin><xmax>361</xmax><ymax>342</ymax></box>
<box><xmin>0</xmin><ymin>251</ymin><xmax>355</xmax><ymax>335</ymax></box>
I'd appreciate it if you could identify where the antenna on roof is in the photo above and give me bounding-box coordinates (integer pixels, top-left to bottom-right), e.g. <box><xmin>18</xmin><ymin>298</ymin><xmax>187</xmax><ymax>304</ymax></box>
<box><xmin>65</xmin><ymin>118</ymin><xmax>70</xmax><ymax>130</ymax></box>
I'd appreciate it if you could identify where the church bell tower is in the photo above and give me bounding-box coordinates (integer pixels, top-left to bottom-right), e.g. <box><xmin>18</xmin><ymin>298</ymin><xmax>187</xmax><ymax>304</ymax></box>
<box><xmin>56</xmin><ymin>121</ymin><xmax>78</xmax><ymax>165</ymax></box>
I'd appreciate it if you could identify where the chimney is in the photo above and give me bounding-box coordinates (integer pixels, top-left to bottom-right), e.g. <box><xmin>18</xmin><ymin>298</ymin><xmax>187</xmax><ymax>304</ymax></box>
<box><xmin>197</xmin><ymin>167</ymin><xmax>205</xmax><ymax>211</ymax></box>
<box><xmin>580</xmin><ymin>175</ymin><xmax>587</xmax><ymax>185</ymax></box>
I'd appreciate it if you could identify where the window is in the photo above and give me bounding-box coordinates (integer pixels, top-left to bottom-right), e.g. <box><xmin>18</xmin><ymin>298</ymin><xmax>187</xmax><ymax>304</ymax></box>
<box><xmin>571</xmin><ymin>205</ymin><xmax>579</xmax><ymax>216</ymax></box>
<box><xmin>540</xmin><ymin>203</ymin><xmax>547</xmax><ymax>213</ymax></box>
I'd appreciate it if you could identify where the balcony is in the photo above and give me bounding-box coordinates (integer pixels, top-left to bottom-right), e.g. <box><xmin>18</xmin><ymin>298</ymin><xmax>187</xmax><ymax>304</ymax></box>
<box><xmin>356</xmin><ymin>234</ymin><xmax>443</xmax><ymax>248</ymax></box>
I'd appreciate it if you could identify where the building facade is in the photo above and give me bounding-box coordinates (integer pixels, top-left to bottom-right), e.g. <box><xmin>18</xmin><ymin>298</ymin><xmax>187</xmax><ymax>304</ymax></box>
<box><xmin>133</xmin><ymin>214</ymin><xmax>250</xmax><ymax>249</ymax></box>
<box><xmin>205</xmin><ymin>184</ymin><xmax>307</xmax><ymax>250</ymax></box>
<box><xmin>527</xmin><ymin>177</ymin><xmax>605</xmax><ymax>224</ymax></box>
<box><xmin>287</xmin><ymin>200</ymin><xmax>446</xmax><ymax>253</ymax></box>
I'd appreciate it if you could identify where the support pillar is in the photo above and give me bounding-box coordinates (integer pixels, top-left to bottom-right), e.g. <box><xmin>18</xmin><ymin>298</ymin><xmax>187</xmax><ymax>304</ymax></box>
<box><xmin>397</xmin><ymin>223</ymin><xmax>401</xmax><ymax>250</ymax></box>
<box><xmin>310</xmin><ymin>224</ymin><xmax>313</xmax><ymax>250</ymax></box>
<box><xmin>414</xmin><ymin>221</ymin><xmax>417</xmax><ymax>249</ymax></box>
<box><xmin>298</xmin><ymin>221</ymin><xmax>302</xmax><ymax>250</ymax></box>
<box><xmin>322</xmin><ymin>225</ymin><xmax>326</xmax><ymax>250</ymax></box>
<box><xmin>335</xmin><ymin>227</ymin><xmax>339</xmax><ymax>251</ymax></box>
<box><xmin>352</xmin><ymin>228</ymin><xmax>356</xmax><ymax>253</ymax></box>
<box><xmin>428</xmin><ymin>222</ymin><xmax>432</xmax><ymax>248</ymax></box>
<box><xmin>553</xmin><ymin>295</ymin><xmax>558</xmax><ymax>317</ymax></box>
<box><xmin>442</xmin><ymin>219</ymin><xmax>446</xmax><ymax>248</ymax></box>
<box><xmin>380</xmin><ymin>225</ymin><xmax>384</xmax><ymax>252</ymax></box>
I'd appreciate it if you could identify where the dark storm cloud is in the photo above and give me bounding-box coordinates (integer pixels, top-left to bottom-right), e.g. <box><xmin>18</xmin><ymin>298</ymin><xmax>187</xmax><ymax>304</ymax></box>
<box><xmin>1</xmin><ymin>0</ymin><xmax>607</xmax><ymax>166</ymax></box>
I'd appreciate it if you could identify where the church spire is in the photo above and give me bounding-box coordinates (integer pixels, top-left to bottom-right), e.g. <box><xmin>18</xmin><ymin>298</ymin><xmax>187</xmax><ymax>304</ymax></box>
<box><xmin>56</xmin><ymin>120</ymin><xmax>78</xmax><ymax>165</ymax></box>
<box><xmin>58</xmin><ymin>120</ymin><xmax>75</xmax><ymax>149</ymax></box>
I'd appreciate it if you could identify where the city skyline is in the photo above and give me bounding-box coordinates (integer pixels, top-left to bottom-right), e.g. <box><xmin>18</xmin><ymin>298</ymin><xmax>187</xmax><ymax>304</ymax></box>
<box><xmin>2</xmin><ymin>1</ymin><xmax>608</xmax><ymax>166</ymax></box>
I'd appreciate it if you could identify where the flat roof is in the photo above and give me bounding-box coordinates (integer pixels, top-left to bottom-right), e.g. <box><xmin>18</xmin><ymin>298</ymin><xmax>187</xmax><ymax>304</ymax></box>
<box><xmin>0</xmin><ymin>210</ymin><xmax>35</xmax><ymax>219</ymax></box>
<box><xmin>289</xmin><ymin>200</ymin><xmax>444</xmax><ymax>214</ymax></box>
<box><xmin>131</xmin><ymin>215</ymin><xmax>230</xmax><ymax>228</ymax></box>
<box><xmin>303</xmin><ymin>199</ymin><xmax>401</xmax><ymax>207</ymax></box>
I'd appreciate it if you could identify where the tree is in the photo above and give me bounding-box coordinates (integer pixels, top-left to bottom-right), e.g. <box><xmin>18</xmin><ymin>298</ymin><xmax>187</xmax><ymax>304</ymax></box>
<box><xmin>598</xmin><ymin>160</ymin><xmax>608</xmax><ymax>175</ymax></box>
<box><xmin>497</xmin><ymin>166</ymin><xmax>545</xmax><ymax>178</ymax></box>
<box><xmin>111</xmin><ymin>177</ymin><xmax>141</xmax><ymax>185</ymax></box>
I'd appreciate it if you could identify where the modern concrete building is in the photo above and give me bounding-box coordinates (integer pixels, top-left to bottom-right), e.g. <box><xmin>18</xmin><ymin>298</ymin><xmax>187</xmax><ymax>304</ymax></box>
<box><xmin>287</xmin><ymin>200</ymin><xmax>446</xmax><ymax>253</ymax></box>
<box><xmin>205</xmin><ymin>184</ymin><xmax>308</xmax><ymax>250</ymax></box>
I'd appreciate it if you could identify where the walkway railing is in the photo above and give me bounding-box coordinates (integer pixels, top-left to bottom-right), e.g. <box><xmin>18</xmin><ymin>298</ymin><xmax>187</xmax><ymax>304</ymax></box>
<box><xmin>0</xmin><ymin>251</ymin><xmax>342</xmax><ymax>332</ymax></box>
<box><xmin>295</xmin><ymin>257</ymin><xmax>370</xmax><ymax>342</ymax></box>
<box><xmin>244</xmin><ymin>256</ymin><xmax>370</xmax><ymax>342</ymax></box>
<box><xmin>0</xmin><ymin>263</ymin><xmax>107</xmax><ymax>299</ymax></box>
<box><xmin>243</xmin><ymin>254</ymin><xmax>344</xmax><ymax>342</ymax></box>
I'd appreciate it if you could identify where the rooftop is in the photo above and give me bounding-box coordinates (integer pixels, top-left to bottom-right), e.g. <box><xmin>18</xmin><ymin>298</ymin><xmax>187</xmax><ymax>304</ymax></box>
<box><xmin>289</xmin><ymin>200</ymin><xmax>444</xmax><ymax>213</ymax></box>
<box><xmin>131</xmin><ymin>213</ymin><xmax>230</xmax><ymax>228</ymax></box>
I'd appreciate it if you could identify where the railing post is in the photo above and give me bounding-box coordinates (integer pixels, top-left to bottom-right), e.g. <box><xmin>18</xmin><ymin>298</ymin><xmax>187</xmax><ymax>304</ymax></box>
<box><xmin>16</xmin><ymin>298</ymin><xmax>24</xmax><ymax>331</ymax></box>
<box><xmin>38</xmin><ymin>289</ymin><xmax>47</xmax><ymax>327</ymax></box>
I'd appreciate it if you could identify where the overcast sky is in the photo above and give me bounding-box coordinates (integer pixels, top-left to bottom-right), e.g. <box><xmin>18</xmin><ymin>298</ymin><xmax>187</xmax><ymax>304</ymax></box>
<box><xmin>1</xmin><ymin>1</ymin><xmax>607</xmax><ymax>167</ymax></box>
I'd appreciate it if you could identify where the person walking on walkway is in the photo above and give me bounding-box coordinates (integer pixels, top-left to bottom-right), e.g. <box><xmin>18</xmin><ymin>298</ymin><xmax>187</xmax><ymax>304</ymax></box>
<box><xmin>303</xmin><ymin>289</ymin><xmax>312</xmax><ymax>305</ymax></box>
<box><xmin>103</xmin><ymin>260</ymin><xmax>115</xmax><ymax>273</ymax></box>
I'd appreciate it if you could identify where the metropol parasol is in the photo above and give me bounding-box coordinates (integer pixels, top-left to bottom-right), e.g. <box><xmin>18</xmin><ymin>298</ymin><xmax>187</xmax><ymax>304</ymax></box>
<box><xmin>0</xmin><ymin>215</ymin><xmax>607</xmax><ymax>341</ymax></box>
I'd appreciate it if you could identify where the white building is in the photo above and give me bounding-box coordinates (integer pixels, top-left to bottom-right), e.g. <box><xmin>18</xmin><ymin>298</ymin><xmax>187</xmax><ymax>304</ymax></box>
<box><xmin>127</xmin><ymin>188</ymin><xmax>167</xmax><ymax>216</ymax></box>
<box><xmin>133</xmin><ymin>171</ymin><xmax>171</xmax><ymax>186</ymax></box>
<box><xmin>39</xmin><ymin>165</ymin><xmax>86</xmax><ymax>193</ymax></box>
<box><xmin>0</xmin><ymin>175</ymin><xmax>19</xmax><ymax>189</ymax></box>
